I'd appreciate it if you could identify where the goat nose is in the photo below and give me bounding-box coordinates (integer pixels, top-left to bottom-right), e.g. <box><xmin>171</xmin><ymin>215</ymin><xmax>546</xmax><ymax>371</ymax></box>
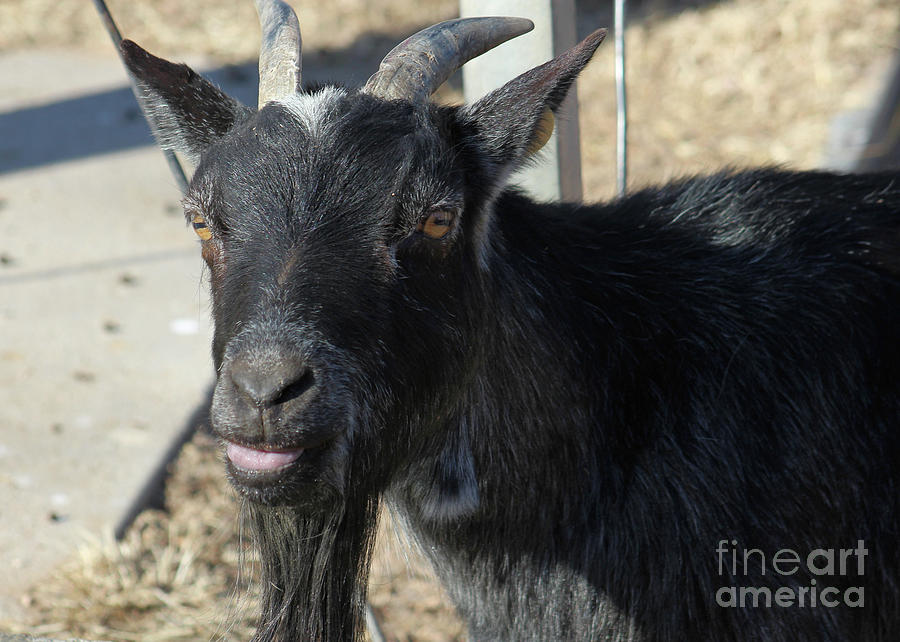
<box><xmin>229</xmin><ymin>356</ymin><xmax>314</xmax><ymax>408</ymax></box>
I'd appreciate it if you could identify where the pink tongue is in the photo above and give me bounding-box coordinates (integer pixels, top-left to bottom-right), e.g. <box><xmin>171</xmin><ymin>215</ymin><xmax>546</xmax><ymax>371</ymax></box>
<box><xmin>226</xmin><ymin>442</ymin><xmax>303</xmax><ymax>471</ymax></box>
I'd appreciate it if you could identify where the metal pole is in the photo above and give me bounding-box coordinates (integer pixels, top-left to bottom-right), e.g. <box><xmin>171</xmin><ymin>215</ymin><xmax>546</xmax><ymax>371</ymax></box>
<box><xmin>91</xmin><ymin>0</ymin><xmax>190</xmax><ymax>195</ymax></box>
<box><xmin>854</xmin><ymin>42</ymin><xmax>900</xmax><ymax>172</ymax></box>
<box><xmin>614</xmin><ymin>0</ymin><xmax>628</xmax><ymax>197</ymax></box>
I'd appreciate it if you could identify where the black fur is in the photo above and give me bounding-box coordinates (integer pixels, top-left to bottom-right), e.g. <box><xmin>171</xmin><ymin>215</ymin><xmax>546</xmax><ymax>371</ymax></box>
<box><xmin>123</xmin><ymin>28</ymin><xmax>900</xmax><ymax>642</ymax></box>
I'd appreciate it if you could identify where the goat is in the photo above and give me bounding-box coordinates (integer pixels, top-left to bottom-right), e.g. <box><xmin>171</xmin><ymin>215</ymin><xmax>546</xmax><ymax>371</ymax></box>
<box><xmin>122</xmin><ymin>1</ymin><xmax>900</xmax><ymax>640</ymax></box>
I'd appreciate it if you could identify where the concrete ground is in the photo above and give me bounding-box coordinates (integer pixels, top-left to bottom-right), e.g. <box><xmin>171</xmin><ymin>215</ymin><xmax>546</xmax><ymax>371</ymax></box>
<box><xmin>0</xmin><ymin>48</ymin><xmax>221</xmax><ymax>623</ymax></box>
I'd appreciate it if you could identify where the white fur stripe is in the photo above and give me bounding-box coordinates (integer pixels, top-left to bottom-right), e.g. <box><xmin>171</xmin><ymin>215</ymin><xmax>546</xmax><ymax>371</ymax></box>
<box><xmin>276</xmin><ymin>87</ymin><xmax>346</xmax><ymax>139</ymax></box>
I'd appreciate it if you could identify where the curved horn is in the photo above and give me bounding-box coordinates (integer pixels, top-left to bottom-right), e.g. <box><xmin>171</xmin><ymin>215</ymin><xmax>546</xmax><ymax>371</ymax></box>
<box><xmin>363</xmin><ymin>17</ymin><xmax>534</xmax><ymax>102</ymax></box>
<box><xmin>255</xmin><ymin>0</ymin><xmax>302</xmax><ymax>107</ymax></box>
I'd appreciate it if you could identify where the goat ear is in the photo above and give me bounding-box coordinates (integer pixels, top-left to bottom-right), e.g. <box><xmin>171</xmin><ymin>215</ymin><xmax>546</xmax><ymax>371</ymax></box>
<box><xmin>460</xmin><ymin>28</ymin><xmax>606</xmax><ymax>184</ymax></box>
<box><xmin>120</xmin><ymin>40</ymin><xmax>253</xmax><ymax>165</ymax></box>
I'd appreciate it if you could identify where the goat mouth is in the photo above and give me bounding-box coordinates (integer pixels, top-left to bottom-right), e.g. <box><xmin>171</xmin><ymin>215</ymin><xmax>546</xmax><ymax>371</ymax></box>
<box><xmin>225</xmin><ymin>441</ymin><xmax>304</xmax><ymax>472</ymax></box>
<box><xmin>221</xmin><ymin>434</ymin><xmax>345</xmax><ymax>507</ymax></box>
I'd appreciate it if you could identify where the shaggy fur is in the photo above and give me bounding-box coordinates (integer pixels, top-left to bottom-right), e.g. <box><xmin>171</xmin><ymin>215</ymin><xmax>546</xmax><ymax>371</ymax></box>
<box><xmin>122</xmin><ymin>25</ymin><xmax>900</xmax><ymax>642</ymax></box>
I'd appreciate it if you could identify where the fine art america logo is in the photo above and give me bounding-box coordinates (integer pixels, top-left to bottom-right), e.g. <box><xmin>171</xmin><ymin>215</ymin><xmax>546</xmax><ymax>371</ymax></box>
<box><xmin>715</xmin><ymin>540</ymin><xmax>867</xmax><ymax>608</ymax></box>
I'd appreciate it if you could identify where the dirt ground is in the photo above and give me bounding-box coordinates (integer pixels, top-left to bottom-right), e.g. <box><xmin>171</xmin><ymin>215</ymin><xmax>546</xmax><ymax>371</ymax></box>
<box><xmin>1</xmin><ymin>0</ymin><xmax>897</xmax><ymax>639</ymax></box>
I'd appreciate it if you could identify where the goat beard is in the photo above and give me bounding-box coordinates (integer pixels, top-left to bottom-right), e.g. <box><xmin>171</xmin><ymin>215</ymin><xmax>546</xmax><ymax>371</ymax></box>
<box><xmin>245</xmin><ymin>481</ymin><xmax>381</xmax><ymax>642</ymax></box>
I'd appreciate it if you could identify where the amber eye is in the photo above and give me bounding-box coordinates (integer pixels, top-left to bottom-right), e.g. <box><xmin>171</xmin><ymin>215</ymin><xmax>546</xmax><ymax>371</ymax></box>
<box><xmin>416</xmin><ymin>209</ymin><xmax>456</xmax><ymax>239</ymax></box>
<box><xmin>191</xmin><ymin>213</ymin><xmax>212</xmax><ymax>241</ymax></box>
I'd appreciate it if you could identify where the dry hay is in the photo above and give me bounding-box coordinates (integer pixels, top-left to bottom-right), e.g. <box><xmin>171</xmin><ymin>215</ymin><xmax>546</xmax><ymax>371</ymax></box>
<box><xmin>7</xmin><ymin>432</ymin><xmax>464</xmax><ymax>642</ymax></box>
<box><xmin>6</xmin><ymin>434</ymin><xmax>257</xmax><ymax>642</ymax></box>
<box><xmin>2</xmin><ymin>0</ymin><xmax>898</xmax><ymax>639</ymax></box>
<box><xmin>578</xmin><ymin>0</ymin><xmax>898</xmax><ymax>199</ymax></box>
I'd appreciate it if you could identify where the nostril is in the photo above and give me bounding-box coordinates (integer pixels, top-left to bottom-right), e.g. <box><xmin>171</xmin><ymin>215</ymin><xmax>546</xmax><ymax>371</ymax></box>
<box><xmin>229</xmin><ymin>358</ymin><xmax>315</xmax><ymax>409</ymax></box>
<box><xmin>272</xmin><ymin>368</ymin><xmax>314</xmax><ymax>406</ymax></box>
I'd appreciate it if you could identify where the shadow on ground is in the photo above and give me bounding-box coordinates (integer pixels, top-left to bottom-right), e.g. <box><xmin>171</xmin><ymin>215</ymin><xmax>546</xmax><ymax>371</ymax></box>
<box><xmin>0</xmin><ymin>1</ymin><xmax>728</xmax><ymax>176</ymax></box>
<box><xmin>0</xmin><ymin>46</ymin><xmax>382</xmax><ymax>175</ymax></box>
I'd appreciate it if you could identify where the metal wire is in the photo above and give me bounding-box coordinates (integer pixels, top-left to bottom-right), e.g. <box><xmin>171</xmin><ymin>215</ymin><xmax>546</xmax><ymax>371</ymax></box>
<box><xmin>365</xmin><ymin>603</ymin><xmax>387</xmax><ymax>642</ymax></box>
<box><xmin>91</xmin><ymin>0</ymin><xmax>190</xmax><ymax>195</ymax></box>
<box><xmin>614</xmin><ymin>0</ymin><xmax>628</xmax><ymax>197</ymax></box>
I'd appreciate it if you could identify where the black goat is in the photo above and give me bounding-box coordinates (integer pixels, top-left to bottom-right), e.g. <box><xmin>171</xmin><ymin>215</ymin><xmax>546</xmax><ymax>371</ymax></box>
<box><xmin>122</xmin><ymin>1</ymin><xmax>900</xmax><ymax>640</ymax></box>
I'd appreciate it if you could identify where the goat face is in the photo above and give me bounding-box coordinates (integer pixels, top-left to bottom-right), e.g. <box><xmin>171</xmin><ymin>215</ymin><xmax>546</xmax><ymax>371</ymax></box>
<box><xmin>121</xmin><ymin>13</ymin><xmax>604</xmax><ymax>509</ymax></box>
<box><xmin>192</xmin><ymin>92</ymin><xmax>479</xmax><ymax>507</ymax></box>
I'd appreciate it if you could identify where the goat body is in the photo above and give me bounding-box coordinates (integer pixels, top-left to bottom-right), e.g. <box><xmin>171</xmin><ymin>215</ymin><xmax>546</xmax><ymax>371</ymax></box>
<box><xmin>400</xmin><ymin>173</ymin><xmax>900</xmax><ymax>641</ymax></box>
<box><xmin>122</xmin><ymin>5</ymin><xmax>900</xmax><ymax>640</ymax></box>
